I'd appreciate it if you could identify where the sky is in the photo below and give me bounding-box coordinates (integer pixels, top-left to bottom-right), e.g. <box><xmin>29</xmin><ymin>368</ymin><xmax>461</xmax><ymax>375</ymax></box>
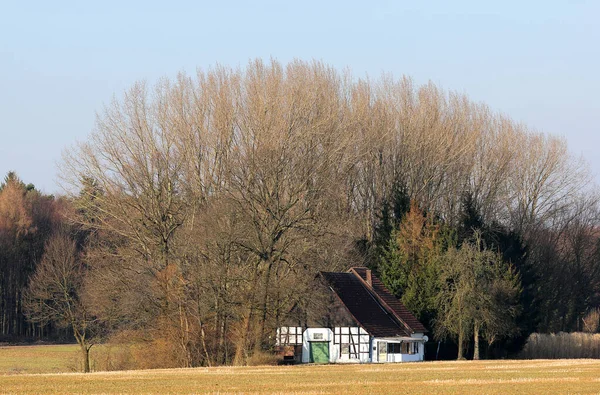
<box><xmin>1</xmin><ymin>0</ymin><xmax>599</xmax><ymax>194</ymax></box>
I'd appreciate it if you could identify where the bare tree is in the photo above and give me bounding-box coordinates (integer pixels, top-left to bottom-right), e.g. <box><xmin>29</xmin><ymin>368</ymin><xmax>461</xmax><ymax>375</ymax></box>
<box><xmin>57</xmin><ymin>58</ymin><xmax>598</xmax><ymax>366</ymax></box>
<box><xmin>25</xmin><ymin>232</ymin><xmax>97</xmax><ymax>372</ymax></box>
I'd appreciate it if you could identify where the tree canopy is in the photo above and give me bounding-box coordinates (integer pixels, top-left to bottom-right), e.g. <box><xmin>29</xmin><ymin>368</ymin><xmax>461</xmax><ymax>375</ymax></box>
<box><xmin>2</xmin><ymin>59</ymin><xmax>599</xmax><ymax>366</ymax></box>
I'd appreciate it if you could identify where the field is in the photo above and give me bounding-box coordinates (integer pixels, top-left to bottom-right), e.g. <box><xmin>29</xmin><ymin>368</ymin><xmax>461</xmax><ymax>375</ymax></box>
<box><xmin>1</xmin><ymin>346</ymin><xmax>600</xmax><ymax>394</ymax></box>
<box><xmin>0</xmin><ymin>344</ymin><xmax>80</xmax><ymax>374</ymax></box>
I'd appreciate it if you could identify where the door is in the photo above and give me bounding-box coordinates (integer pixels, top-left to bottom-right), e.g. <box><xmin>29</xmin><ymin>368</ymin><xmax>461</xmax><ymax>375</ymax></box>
<box><xmin>378</xmin><ymin>341</ymin><xmax>387</xmax><ymax>363</ymax></box>
<box><xmin>309</xmin><ymin>342</ymin><xmax>329</xmax><ymax>363</ymax></box>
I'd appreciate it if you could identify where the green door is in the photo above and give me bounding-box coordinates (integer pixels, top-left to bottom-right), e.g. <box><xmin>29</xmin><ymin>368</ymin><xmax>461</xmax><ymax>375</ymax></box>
<box><xmin>309</xmin><ymin>342</ymin><xmax>329</xmax><ymax>363</ymax></box>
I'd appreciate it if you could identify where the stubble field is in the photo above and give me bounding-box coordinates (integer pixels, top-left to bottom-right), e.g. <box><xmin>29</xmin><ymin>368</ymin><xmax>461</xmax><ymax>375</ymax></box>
<box><xmin>1</xmin><ymin>345</ymin><xmax>600</xmax><ymax>394</ymax></box>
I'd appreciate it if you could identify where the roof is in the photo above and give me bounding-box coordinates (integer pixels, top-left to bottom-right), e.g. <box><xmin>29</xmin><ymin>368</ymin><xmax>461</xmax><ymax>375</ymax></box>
<box><xmin>351</xmin><ymin>267</ymin><xmax>428</xmax><ymax>334</ymax></box>
<box><xmin>320</xmin><ymin>267</ymin><xmax>427</xmax><ymax>337</ymax></box>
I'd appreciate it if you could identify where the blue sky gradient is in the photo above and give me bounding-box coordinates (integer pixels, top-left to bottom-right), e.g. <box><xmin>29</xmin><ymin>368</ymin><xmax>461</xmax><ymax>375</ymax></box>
<box><xmin>1</xmin><ymin>0</ymin><xmax>598</xmax><ymax>193</ymax></box>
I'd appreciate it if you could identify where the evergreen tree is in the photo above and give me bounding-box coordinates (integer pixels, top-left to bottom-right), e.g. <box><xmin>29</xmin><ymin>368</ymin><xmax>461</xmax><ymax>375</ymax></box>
<box><xmin>365</xmin><ymin>179</ymin><xmax>412</xmax><ymax>270</ymax></box>
<box><xmin>378</xmin><ymin>201</ymin><xmax>445</xmax><ymax>327</ymax></box>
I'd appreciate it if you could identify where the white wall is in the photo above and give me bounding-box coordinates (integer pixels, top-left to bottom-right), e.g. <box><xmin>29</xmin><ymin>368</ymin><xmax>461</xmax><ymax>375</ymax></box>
<box><xmin>300</xmin><ymin>330</ymin><xmax>427</xmax><ymax>363</ymax></box>
<box><xmin>333</xmin><ymin>327</ymin><xmax>371</xmax><ymax>363</ymax></box>
<box><xmin>404</xmin><ymin>333</ymin><xmax>426</xmax><ymax>362</ymax></box>
<box><xmin>371</xmin><ymin>335</ymin><xmax>426</xmax><ymax>363</ymax></box>
<box><xmin>400</xmin><ymin>348</ymin><xmax>423</xmax><ymax>362</ymax></box>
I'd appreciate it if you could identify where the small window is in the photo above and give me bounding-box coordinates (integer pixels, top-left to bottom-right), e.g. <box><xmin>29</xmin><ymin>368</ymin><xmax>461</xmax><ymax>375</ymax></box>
<box><xmin>341</xmin><ymin>343</ymin><xmax>350</xmax><ymax>355</ymax></box>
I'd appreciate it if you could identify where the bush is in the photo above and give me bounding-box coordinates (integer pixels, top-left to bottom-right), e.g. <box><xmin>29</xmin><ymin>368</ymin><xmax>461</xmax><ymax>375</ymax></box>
<box><xmin>90</xmin><ymin>330</ymin><xmax>182</xmax><ymax>371</ymax></box>
<box><xmin>130</xmin><ymin>338</ymin><xmax>181</xmax><ymax>369</ymax></box>
<box><xmin>91</xmin><ymin>344</ymin><xmax>135</xmax><ymax>372</ymax></box>
<box><xmin>583</xmin><ymin>309</ymin><xmax>600</xmax><ymax>333</ymax></box>
<box><xmin>520</xmin><ymin>332</ymin><xmax>600</xmax><ymax>359</ymax></box>
<box><xmin>245</xmin><ymin>350</ymin><xmax>281</xmax><ymax>366</ymax></box>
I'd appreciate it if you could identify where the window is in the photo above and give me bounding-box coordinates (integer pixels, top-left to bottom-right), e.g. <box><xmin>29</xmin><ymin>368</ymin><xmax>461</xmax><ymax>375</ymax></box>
<box><xmin>387</xmin><ymin>343</ymin><xmax>401</xmax><ymax>354</ymax></box>
<box><xmin>341</xmin><ymin>343</ymin><xmax>349</xmax><ymax>355</ymax></box>
<box><xmin>411</xmin><ymin>342</ymin><xmax>419</xmax><ymax>354</ymax></box>
<box><xmin>398</xmin><ymin>342</ymin><xmax>419</xmax><ymax>354</ymax></box>
<box><xmin>401</xmin><ymin>342</ymin><xmax>409</xmax><ymax>354</ymax></box>
<box><xmin>333</xmin><ymin>327</ymin><xmax>369</xmax><ymax>360</ymax></box>
<box><xmin>277</xmin><ymin>327</ymin><xmax>303</xmax><ymax>346</ymax></box>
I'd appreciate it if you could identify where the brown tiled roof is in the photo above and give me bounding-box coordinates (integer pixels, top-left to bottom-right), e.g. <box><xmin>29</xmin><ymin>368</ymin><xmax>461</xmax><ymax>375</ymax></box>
<box><xmin>320</xmin><ymin>267</ymin><xmax>427</xmax><ymax>337</ymax></box>
<box><xmin>321</xmin><ymin>271</ymin><xmax>410</xmax><ymax>337</ymax></box>
<box><xmin>352</xmin><ymin>267</ymin><xmax>428</xmax><ymax>333</ymax></box>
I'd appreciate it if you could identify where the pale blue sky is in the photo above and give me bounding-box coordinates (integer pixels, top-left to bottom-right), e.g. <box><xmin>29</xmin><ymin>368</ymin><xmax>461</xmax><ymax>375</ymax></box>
<box><xmin>1</xmin><ymin>0</ymin><xmax>599</xmax><ymax>193</ymax></box>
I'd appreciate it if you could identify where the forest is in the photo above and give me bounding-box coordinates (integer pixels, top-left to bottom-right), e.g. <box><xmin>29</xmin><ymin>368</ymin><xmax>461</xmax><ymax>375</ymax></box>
<box><xmin>1</xmin><ymin>59</ymin><xmax>599</xmax><ymax>370</ymax></box>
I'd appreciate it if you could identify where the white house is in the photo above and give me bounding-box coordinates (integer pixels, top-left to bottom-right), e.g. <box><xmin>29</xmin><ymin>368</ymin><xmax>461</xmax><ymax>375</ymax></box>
<box><xmin>276</xmin><ymin>267</ymin><xmax>428</xmax><ymax>363</ymax></box>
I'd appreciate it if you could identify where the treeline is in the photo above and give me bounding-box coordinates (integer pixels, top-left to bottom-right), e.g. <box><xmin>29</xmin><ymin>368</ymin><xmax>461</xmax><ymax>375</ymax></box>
<box><xmin>0</xmin><ymin>173</ymin><xmax>64</xmax><ymax>339</ymax></box>
<box><xmin>4</xmin><ymin>59</ymin><xmax>600</xmax><ymax>368</ymax></box>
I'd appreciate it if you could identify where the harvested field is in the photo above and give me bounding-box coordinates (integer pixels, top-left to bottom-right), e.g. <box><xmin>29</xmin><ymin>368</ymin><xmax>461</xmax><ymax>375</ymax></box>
<box><xmin>1</xmin><ymin>346</ymin><xmax>600</xmax><ymax>394</ymax></box>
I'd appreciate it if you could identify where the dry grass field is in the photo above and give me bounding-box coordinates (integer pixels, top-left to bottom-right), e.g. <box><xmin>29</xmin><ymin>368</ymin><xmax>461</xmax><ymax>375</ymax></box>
<box><xmin>1</xmin><ymin>346</ymin><xmax>600</xmax><ymax>394</ymax></box>
<box><xmin>0</xmin><ymin>344</ymin><xmax>80</xmax><ymax>374</ymax></box>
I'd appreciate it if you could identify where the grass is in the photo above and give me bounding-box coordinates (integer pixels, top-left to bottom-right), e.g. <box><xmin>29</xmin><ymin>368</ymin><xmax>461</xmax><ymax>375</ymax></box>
<box><xmin>1</xmin><ymin>346</ymin><xmax>600</xmax><ymax>394</ymax></box>
<box><xmin>0</xmin><ymin>344</ymin><xmax>80</xmax><ymax>374</ymax></box>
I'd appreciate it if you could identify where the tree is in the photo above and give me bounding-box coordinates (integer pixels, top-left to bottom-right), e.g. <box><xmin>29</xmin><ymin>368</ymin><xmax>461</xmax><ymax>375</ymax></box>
<box><xmin>0</xmin><ymin>172</ymin><xmax>61</xmax><ymax>338</ymax></box>
<box><xmin>25</xmin><ymin>232</ymin><xmax>98</xmax><ymax>372</ymax></box>
<box><xmin>61</xmin><ymin>60</ymin><xmax>354</xmax><ymax>366</ymax></box>
<box><xmin>54</xmin><ymin>59</ymin><xmax>599</xmax><ymax>365</ymax></box>
<box><xmin>436</xmin><ymin>235</ymin><xmax>520</xmax><ymax>359</ymax></box>
<box><xmin>378</xmin><ymin>201</ymin><xmax>445</xmax><ymax>326</ymax></box>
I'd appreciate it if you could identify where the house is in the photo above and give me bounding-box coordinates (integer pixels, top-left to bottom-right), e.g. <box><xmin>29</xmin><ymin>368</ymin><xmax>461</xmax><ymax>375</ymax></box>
<box><xmin>276</xmin><ymin>267</ymin><xmax>428</xmax><ymax>363</ymax></box>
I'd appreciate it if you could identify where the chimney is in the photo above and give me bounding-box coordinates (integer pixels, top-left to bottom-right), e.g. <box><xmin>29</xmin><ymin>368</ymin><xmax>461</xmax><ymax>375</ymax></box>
<box><xmin>366</xmin><ymin>269</ymin><xmax>372</xmax><ymax>287</ymax></box>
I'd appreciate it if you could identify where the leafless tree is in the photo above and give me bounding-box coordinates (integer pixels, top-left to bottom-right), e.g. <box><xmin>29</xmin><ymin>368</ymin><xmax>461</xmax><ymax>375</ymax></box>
<box><xmin>25</xmin><ymin>232</ymin><xmax>97</xmax><ymax>372</ymax></box>
<box><xmin>58</xmin><ymin>58</ymin><xmax>598</xmax><ymax>365</ymax></box>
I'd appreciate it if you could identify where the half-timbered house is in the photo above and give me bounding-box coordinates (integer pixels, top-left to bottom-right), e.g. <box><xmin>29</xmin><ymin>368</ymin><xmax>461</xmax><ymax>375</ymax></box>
<box><xmin>276</xmin><ymin>267</ymin><xmax>428</xmax><ymax>363</ymax></box>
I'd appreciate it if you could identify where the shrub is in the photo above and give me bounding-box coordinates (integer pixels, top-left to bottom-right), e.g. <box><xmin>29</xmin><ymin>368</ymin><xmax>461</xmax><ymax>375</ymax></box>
<box><xmin>583</xmin><ymin>309</ymin><xmax>600</xmax><ymax>333</ymax></box>
<box><xmin>91</xmin><ymin>344</ymin><xmax>135</xmax><ymax>372</ymax></box>
<box><xmin>90</xmin><ymin>330</ymin><xmax>182</xmax><ymax>371</ymax></box>
<box><xmin>245</xmin><ymin>350</ymin><xmax>281</xmax><ymax>366</ymax></box>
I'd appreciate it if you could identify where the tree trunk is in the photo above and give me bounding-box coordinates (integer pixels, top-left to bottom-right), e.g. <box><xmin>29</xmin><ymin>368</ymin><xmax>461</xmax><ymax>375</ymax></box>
<box><xmin>178</xmin><ymin>303</ymin><xmax>192</xmax><ymax>368</ymax></box>
<box><xmin>258</xmin><ymin>260</ymin><xmax>274</xmax><ymax>351</ymax></box>
<box><xmin>200</xmin><ymin>323</ymin><xmax>212</xmax><ymax>367</ymax></box>
<box><xmin>221</xmin><ymin>316</ymin><xmax>228</xmax><ymax>364</ymax></box>
<box><xmin>457</xmin><ymin>320</ymin><xmax>464</xmax><ymax>360</ymax></box>
<box><xmin>235</xmin><ymin>264</ymin><xmax>260</xmax><ymax>364</ymax></box>
<box><xmin>473</xmin><ymin>321</ymin><xmax>480</xmax><ymax>360</ymax></box>
<box><xmin>74</xmin><ymin>327</ymin><xmax>91</xmax><ymax>373</ymax></box>
<box><xmin>234</xmin><ymin>314</ymin><xmax>252</xmax><ymax>365</ymax></box>
<box><xmin>81</xmin><ymin>344</ymin><xmax>90</xmax><ymax>373</ymax></box>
